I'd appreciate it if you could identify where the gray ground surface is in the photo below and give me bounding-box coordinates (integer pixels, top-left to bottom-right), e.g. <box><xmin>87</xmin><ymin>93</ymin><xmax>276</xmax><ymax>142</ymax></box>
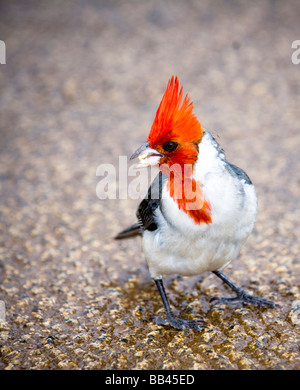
<box><xmin>0</xmin><ymin>0</ymin><xmax>299</xmax><ymax>370</ymax></box>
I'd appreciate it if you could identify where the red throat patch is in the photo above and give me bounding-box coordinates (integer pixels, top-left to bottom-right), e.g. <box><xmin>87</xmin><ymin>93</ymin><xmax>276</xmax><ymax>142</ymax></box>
<box><xmin>166</xmin><ymin>170</ymin><xmax>212</xmax><ymax>225</ymax></box>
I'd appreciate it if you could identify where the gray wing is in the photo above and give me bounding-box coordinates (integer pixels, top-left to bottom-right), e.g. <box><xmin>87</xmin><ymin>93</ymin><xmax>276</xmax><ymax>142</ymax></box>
<box><xmin>209</xmin><ymin>132</ymin><xmax>252</xmax><ymax>185</ymax></box>
<box><xmin>226</xmin><ymin>162</ymin><xmax>252</xmax><ymax>185</ymax></box>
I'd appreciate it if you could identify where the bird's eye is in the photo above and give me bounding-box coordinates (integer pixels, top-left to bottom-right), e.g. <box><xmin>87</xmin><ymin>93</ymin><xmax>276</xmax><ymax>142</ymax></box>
<box><xmin>163</xmin><ymin>141</ymin><xmax>178</xmax><ymax>152</ymax></box>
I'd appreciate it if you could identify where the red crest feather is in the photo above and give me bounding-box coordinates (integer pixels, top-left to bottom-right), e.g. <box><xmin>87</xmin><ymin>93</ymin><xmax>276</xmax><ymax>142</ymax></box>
<box><xmin>147</xmin><ymin>76</ymin><xmax>203</xmax><ymax>148</ymax></box>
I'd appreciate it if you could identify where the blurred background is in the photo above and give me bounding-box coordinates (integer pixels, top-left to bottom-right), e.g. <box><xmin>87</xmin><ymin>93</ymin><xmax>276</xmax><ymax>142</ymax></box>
<box><xmin>0</xmin><ymin>0</ymin><xmax>299</xmax><ymax>370</ymax></box>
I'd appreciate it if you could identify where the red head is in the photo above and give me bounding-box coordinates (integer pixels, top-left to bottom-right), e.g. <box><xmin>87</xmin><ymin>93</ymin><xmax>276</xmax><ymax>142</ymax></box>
<box><xmin>147</xmin><ymin>75</ymin><xmax>204</xmax><ymax>169</ymax></box>
<box><xmin>130</xmin><ymin>76</ymin><xmax>211</xmax><ymax>224</ymax></box>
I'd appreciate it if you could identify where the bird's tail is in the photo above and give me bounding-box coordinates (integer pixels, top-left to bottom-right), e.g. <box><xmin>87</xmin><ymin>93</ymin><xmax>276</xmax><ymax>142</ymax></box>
<box><xmin>114</xmin><ymin>223</ymin><xmax>142</xmax><ymax>240</ymax></box>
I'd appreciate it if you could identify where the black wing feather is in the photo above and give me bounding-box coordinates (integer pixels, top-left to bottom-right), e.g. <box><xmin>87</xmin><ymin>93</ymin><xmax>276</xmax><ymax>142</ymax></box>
<box><xmin>137</xmin><ymin>171</ymin><xmax>162</xmax><ymax>232</ymax></box>
<box><xmin>115</xmin><ymin>172</ymin><xmax>163</xmax><ymax>239</ymax></box>
<box><xmin>114</xmin><ymin>223</ymin><xmax>142</xmax><ymax>239</ymax></box>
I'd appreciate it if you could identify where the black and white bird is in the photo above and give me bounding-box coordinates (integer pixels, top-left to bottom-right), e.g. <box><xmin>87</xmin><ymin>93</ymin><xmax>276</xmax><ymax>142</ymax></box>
<box><xmin>115</xmin><ymin>76</ymin><xmax>276</xmax><ymax>330</ymax></box>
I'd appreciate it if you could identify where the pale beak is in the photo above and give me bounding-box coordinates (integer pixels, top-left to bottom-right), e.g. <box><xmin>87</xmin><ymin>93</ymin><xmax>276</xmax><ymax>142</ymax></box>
<box><xmin>130</xmin><ymin>142</ymin><xmax>163</xmax><ymax>167</ymax></box>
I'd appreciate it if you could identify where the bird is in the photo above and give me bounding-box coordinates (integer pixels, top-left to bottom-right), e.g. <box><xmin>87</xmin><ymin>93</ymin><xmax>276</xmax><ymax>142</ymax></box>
<box><xmin>115</xmin><ymin>76</ymin><xmax>276</xmax><ymax>330</ymax></box>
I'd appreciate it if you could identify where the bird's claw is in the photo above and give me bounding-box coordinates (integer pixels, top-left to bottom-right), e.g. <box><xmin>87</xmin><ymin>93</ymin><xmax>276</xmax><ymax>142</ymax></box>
<box><xmin>210</xmin><ymin>290</ymin><xmax>279</xmax><ymax>309</ymax></box>
<box><xmin>152</xmin><ymin>314</ymin><xmax>206</xmax><ymax>331</ymax></box>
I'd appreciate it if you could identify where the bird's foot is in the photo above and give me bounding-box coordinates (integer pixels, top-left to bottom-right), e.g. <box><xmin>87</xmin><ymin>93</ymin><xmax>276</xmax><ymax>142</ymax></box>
<box><xmin>152</xmin><ymin>313</ymin><xmax>206</xmax><ymax>331</ymax></box>
<box><xmin>211</xmin><ymin>289</ymin><xmax>278</xmax><ymax>308</ymax></box>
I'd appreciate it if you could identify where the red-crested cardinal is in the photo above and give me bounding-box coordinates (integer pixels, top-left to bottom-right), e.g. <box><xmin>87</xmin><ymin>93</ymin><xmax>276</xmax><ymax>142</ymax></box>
<box><xmin>116</xmin><ymin>76</ymin><xmax>276</xmax><ymax>330</ymax></box>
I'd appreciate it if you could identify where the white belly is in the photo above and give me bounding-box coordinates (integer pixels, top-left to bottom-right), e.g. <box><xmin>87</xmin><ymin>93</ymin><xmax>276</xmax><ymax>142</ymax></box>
<box><xmin>142</xmin><ymin>172</ymin><xmax>257</xmax><ymax>279</ymax></box>
<box><xmin>143</xmin><ymin>219</ymin><xmax>249</xmax><ymax>278</ymax></box>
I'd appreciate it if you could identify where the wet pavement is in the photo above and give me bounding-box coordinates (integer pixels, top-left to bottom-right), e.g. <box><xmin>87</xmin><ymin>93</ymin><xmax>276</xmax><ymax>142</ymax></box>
<box><xmin>0</xmin><ymin>0</ymin><xmax>299</xmax><ymax>370</ymax></box>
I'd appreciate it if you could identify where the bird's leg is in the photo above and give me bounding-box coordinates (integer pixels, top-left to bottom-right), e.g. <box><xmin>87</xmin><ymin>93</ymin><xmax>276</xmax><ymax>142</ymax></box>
<box><xmin>211</xmin><ymin>270</ymin><xmax>277</xmax><ymax>308</ymax></box>
<box><xmin>153</xmin><ymin>278</ymin><xmax>205</xmax><ymax>331</ymax></box>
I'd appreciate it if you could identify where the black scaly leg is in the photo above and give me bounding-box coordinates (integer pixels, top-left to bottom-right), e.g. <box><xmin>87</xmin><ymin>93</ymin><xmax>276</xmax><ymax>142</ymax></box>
<box><xmin>212</xmin><ymin>270</ymin><xmax>277</xmax><ymax>308</ymax></box>
<box><xmin>153</xmin><ymin>278</ymin><xmax>205</xmax><ymax>331</ymax></box>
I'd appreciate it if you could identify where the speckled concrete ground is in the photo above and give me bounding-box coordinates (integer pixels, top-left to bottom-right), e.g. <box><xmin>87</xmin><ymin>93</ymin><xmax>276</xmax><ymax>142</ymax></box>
<box><xmin>0</xmin><ymin>0</ymin><xmax>300</xmax><ymax>370</ymax></box>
